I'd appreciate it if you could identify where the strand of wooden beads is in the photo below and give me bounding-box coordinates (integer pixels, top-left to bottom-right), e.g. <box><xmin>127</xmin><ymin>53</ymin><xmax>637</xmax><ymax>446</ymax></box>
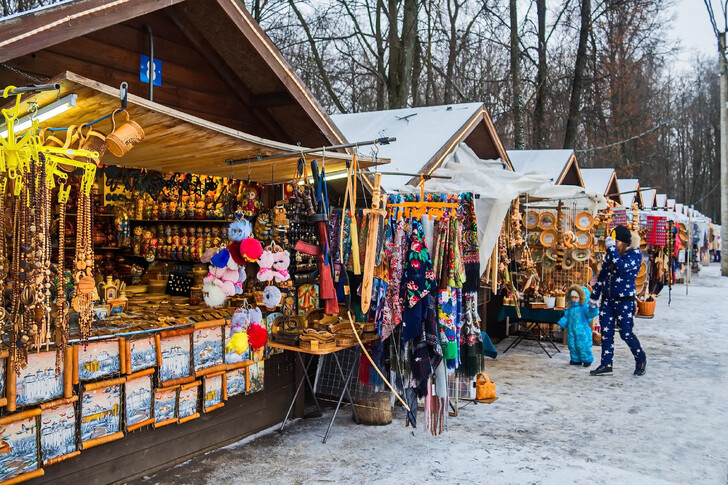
<box><xmin>55</xmin><ymin>187</ymin><xmax>68</xmax><ymax>373</ymax></box>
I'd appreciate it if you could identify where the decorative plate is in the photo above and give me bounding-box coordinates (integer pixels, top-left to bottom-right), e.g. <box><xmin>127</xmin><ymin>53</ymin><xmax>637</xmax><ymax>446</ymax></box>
<box><xmin>562</xmin><ymin>255</ymin><xmax>576</xmax><ymax>270</ymax></box>
<box><xmin>543</xmin><ymin>258</ymin><xmax>556</xmax><ymax>270</ymax></box>
<box><xmin>574</xmin><ymin>231</ymin><xmax>593</xmax><ymax>249</ymax></box>
<box><xmin>538</xmin><ymin>212</ymin><xmax>556</xmax><ymax>230</ymax></box>
<box><xmin>528</xmin><ymin>232</ymin><xmax>541</xmax><ymax>247</ymax></box>
<box><xmin>575</xmin><ymin>212</ymin><xmax>594</xmax><ymax>231</ymax></box>
<box><xmin>572</xmin><ymin>248</ymin><xmax>591</xmax><ymax>262</ymax></box>
<box><xmin>539</xmin><ymin>230</ymin><xmax>557</xmax><ymax>247</ymax></box>
<box><xmin>525</xmin><ymin>211</ymin><xmax>540</xmax><ymax>229</ymax></box>
<box><xmin>532</xmin><ymin>251</ymin><xmax>543</xmax><ymax>263</ymax></box>
<box><xmin>545</xmin><ymin>248</ymin><xmax>559</xmax><ymax>261</ymax></box>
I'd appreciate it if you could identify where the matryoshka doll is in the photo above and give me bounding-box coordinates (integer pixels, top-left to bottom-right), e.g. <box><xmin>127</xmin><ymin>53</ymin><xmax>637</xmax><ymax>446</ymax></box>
<box><xmin>187</xmin><ymin>198</ymin><xmax>196</xmax><ymax>220</ymax></box>
<box><xmin>169</xmin><ymin>200</ymin><xmax>178</xmax><ymax>219</ymax></box>
<box><xmin>195</xmin><ymin>200</ymin><xmax>206</xmax><ymax>220</ymax></box>
<box><xmin>160</xmin><ymin>201</ymin><xmax>168</xmax><ymax>220</ymax></box>
<box><xmin>133</xmin><ymin>226</ymin><xmax>143</xmax><ymax>255</ymax></box>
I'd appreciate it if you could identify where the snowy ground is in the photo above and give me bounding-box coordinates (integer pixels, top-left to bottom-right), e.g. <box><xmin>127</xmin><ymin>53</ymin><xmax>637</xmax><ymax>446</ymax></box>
<box><xmin>133</xmin><ymin>264</ymin><xmax>728</xmax><ymax>485</ymax></box>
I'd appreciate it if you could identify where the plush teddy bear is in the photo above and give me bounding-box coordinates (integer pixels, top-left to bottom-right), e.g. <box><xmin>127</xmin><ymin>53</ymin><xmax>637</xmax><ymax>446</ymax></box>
<box><xmin>225</xmin><ymin>308</ymin><xmax>251</xmax><ymax>356</ymax></box>
<box><xmin>257</xmin><ymin>250</ymin><xmax>276</xmax><ymax>282</ymax></box>
<box><xmin>271</xmin><ymin>250</ymin><xmax>291</xmax><ymax>283</ymax></box>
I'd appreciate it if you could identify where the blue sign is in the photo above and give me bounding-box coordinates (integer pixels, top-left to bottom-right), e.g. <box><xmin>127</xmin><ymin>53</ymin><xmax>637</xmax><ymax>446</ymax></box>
<box><xmin>140</xmin><ymin>55</ymin><xmax>162</xmax><ymax>87</ymax></box>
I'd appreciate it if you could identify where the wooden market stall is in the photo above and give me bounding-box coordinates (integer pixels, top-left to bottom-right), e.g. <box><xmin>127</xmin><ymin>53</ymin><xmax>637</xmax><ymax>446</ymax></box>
<box><xmin>618</xmin><ymin>178</ymin><xmax>642</xmax><ymax>209</ymax></box>
<box><xmin>580</xmin><ymin>168</ymin><xmax>622</xmax><ymax>206</ymax></box>
<box><xmin>506</xmin><ymin>149</ymin><xmax>584</xmax><ymax>187</ymax></box>
<box><xmin>0</xmin><ymin>1</ymin><xmax>387</xmax><ymax>484</ymax></box>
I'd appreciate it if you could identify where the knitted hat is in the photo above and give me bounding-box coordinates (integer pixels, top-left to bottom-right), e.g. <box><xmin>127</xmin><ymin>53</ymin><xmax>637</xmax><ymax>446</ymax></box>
<box><xmin>570</xmin><ymin>290</ymin><xmax>580</xmax><ymax>298</ymax></box>
<box><xmin>612</xmin><ymin>225</ymin><xmax>632</xmax><ymax>244</ymax></box>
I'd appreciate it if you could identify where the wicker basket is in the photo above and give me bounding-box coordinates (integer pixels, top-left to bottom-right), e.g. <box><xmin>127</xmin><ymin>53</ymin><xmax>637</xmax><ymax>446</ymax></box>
<box><xmin>637</xmin><ymin>298</ymin><xmax>656</xmax><ymax>317</ymax></box>
<box><xmin>299</xmin><ymin>339</ymin><xmax>337</xmax><ymax>351</ymax></box>
<box><xmin>353</xmin><ymin>392</ymin><xmax>392</xmax><ymax>425</ymax></box>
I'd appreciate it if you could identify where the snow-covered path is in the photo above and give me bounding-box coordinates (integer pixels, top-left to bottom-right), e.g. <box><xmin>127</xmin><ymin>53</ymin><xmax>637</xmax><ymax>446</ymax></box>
<box><xmin>136</xmin><ymin>264</ymin><xmax>728</xmax><ymax>485</ymax></box>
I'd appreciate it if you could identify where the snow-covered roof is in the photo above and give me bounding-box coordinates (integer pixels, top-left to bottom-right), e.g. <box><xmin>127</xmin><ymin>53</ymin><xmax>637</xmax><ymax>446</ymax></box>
<box><xmin>580</xmin><ymin>168</ymin><xmax>617</xmax><ymax>196</ymax></box>
<box><xmin>619</xmin><ymin>178</ymin><xmax>639</xmax><ymax>207</ymax></box>
<box><xmin>640</xmin><ymin>189</ymin><xmax>657</xmax><ymax>208</ymax></box>
<box><xmin>676</xmin><ymin>203</ymin><xmax>684</xmax><ymax>214</ymax></box>
<box><xmin>667</xmin><ymin>198</ymin><xmax>676</xmax><ymax>210</ymax></box>
<box><xmin>331</xmin><ymin>103</ymin><xmax>506</xmax><ymax>192</ymax></box>
<box><xmin>656</xmin><ymin>194</ymin><xmax>667</xmax><ymax>208</ymax></box>
<box><xmin>506</xmin><ymin>149</ymin><xmax>575</xmax><ymax>184</ymax></box>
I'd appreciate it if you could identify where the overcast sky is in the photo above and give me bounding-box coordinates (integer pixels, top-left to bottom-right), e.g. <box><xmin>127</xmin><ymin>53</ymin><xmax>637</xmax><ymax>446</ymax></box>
<box><xmin>671</xmin><ymin>0</ymin><xmax>721</xmax><ymax>68</ymax></box>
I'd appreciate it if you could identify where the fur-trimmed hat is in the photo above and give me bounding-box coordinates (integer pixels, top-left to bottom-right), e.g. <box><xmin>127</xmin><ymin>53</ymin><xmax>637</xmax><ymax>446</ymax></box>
<box><xmin>566</xmin><ymin>284</ymin><xmax>586</xmax><ymax>305</ymax></box>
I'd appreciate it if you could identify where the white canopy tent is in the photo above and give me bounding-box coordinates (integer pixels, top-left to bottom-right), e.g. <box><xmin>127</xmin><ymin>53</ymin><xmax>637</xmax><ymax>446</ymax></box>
<box><xmin>399</xmin><ymin>144</ymin><xmax>607</xmax><ymax>272</ymax></box>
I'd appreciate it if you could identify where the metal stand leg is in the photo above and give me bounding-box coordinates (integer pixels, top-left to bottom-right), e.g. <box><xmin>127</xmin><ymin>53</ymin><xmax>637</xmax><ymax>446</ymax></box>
<box><xmin>323</xmin><ymin>350</ymin><xmax>360</xmax><ymax>443</ymax></box>
<box><xmin>279</xmin><ymin>353</ymin><xmax>320</xmax><ymax>433</ymax></box>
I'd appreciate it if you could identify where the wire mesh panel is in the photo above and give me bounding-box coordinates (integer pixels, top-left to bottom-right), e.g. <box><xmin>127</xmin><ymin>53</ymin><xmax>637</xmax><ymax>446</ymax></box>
<box><xmin>314</xmin><ymin>347</ymin><xmax>374</xmax><ymax>401</ymax></box>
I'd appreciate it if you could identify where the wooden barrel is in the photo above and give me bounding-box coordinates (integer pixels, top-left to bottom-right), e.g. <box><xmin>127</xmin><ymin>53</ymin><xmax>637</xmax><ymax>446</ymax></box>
<box><xmin>353</xmin><ymin>392</ymin><xmax>392</xmax><ymax>426</ymax></box>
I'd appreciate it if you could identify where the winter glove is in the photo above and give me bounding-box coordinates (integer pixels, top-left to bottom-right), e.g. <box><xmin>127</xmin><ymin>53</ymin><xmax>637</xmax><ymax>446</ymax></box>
<box><xmin>588</xmin><ymin>299</ymin><xmax>598</xmax><ymax>309</ymax></box>
<box><xmin>605</xmin><ymin>236</ymin><xmax>616</xmax><ymax>248</ymax></box>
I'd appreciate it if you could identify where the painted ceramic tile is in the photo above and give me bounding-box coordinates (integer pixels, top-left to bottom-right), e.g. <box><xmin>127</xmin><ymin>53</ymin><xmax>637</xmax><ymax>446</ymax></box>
<box><xmin>125</xmin><ymin>375</ymin><xmax>153</xmax><ymax>429</ymax></box>
<box><xmin>280</xmin><ymin>288</ymin><xmax>297</xmax><ymax>316</ymax></box>
<box><xmin>193</xmin><ymin>326</ymin><xmax>224</xmax><ymax>372</ymax></box>
<box><xmin>159</xmin><ymin>334</ymin><xmax>191</xmax><ymax>383</ymax></box>
<box><xmin>80</xmin><ymin>383</ymin><xmax>122</xmax><ymax>443</ymax></box>
<box><xmin>177</xmin><ymin>386</ymin><xmax>199</xmax><ymax>420</ymax></box>
<box><xmin>203</xmin><ymin>374</ymin><xmax>224</xmax><ymax>411</ymax></box>
<box><xmin>297</xmin><ymin>283</ymin><xmax>319</xmax><ymax>315</ymax></box>
<box><xmin>224</xmin><ymin>322</ymin><xmax>250</xmax><ymax>365</ymax></box>
<box><xmin>226</xmin><ymin>368</ymin><xmax>247</xmax><ymax>397</ymax></box>
<box><xmin>248</xmin><ymin>361</ymin><xmax>264</xmax><ymax>394</ymax></box>
<box><xmin>16</xmin><ymin>350</ymin><xmax>63</xmax><ymax>406</ymax></box>
<box><xmin>40</xmin><ymin>402</ymin><xmax>76</xmax><ymax>464</ymax></box>
<box><xmin>154</xmin><ymin>387</ymin><xmax>177</xmax><ymax>424</ymax></box>
<box><xmin>0</xmin><ymin>416</ymin><xmax>39</xmax><ymax>481</ymax></box>
<box><xmin>128</xmin><ymin>337</ymin><xmax>157</xmax><ymax>373</ymax></box>
<box><xmin>78</xmin><ymin>340</ymin><xmax>121</xmax><ymax>381</ymax></box>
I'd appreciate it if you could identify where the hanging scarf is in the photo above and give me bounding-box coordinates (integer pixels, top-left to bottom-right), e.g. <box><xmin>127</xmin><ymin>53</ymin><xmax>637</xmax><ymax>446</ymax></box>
<box><xmin>447</xmin><ymin>214</ymin><xmax>466</xmax><ymax>288</ymax></box>
<box><xmin>457</xmin><ymin>292</ymin><xmax>483</xmax><ymax>378</ymax></box>
<box><xmin>401</xmin><ymin>219</ymin><xmax>435</xmax><ymax>344</ymax></box>
<box><xmin>460</xmin><ymin>193</ymin><xmax>481</xmax><ymax>292</ymax></box>
<box><xmin>381</xmin><ymin>220</ymin><xmax>407</xmax><ymax>340</ymax></box>
<box><xmin>437</xmin><ymin>287</ymin><xmax>459</xmax><ymax>361</ymax></box>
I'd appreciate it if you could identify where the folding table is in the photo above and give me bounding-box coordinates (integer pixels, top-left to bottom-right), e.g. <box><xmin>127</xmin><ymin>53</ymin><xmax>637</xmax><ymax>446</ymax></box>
<box><xmin>268</xmin><ymin>341</ymin><xmax>361</xmax><ymax>443</ymax></box>
<box><xmin>497</xmin><ymin>305</ymin><xmax>564</xmax><ymax>358</ymax></box>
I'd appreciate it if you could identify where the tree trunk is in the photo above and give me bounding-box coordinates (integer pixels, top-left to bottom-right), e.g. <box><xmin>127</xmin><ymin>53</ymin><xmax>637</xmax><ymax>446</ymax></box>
<box><xmin>444</xmin><ymin>0</ymin><xmax>460</xmax><ymax>104</ymax></box>
<box><xmin>563</xmin><ymin>0</ymin><xmax>591</xmax><ymax>149</ymax></box>
<box><xmin>533</xmin><ymin>0</ymin><xmax>547</xmax><ymax>148</ymax></box>
<box><xmin>387</xmin><ymin>0</ymin><xmax>418</xmax><ymax>108</ymax></box>
<box><xmin>510</xmin><ymin>0</ymin><xmax>525</xmax><ymax>149</ymax></box>
<box><xmin>376</xmin><ymin>0</ymin><xmax>386</xmax><ymax>110</ymax></box>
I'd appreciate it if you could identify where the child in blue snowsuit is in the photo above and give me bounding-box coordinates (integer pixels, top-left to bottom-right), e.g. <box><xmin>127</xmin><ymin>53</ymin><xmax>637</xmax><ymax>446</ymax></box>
<box><xmin>589</xmin><ymin>225</ymin><xmax>647</xmax><ymax>376</ymax></box>
<box><xmin>557</xmin><ymin>285</ymin><xmax>597</xmax><ymax>367</ymax></box>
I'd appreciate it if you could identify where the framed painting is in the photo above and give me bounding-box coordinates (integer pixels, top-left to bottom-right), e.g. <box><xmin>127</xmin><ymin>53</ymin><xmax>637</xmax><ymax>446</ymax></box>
<box><xmin>79</xmin><ymin>377</ymin><xmax>125</xmax><ymax>450</ymax></box>
<box><xmin>11</xmin><ymin>348</ymin><xmax>73</xmax><ymax>409</ymax></box>
<box><xmin>192</xmin><ymin>321</ymin><xmax>225</xmax><ymax>376</ymax></box>
<box><xmin>0</xmin><ymin>409</ymin><xmax>43</xmax><ymax>483</ymax></box>
<box><xmin>125</xmin><ymin>369</ymin><xmax>155</xmax><ymax>431</ymax></box>
<box><xmin>40</xmin><ymin>396</ymin><xmax>80</xmax><ymax>466</ymax></box>
<box><xmin>202</xmin><ymin>372</ymin><xmax>225</xmax><ymax>413</ymax></box>
<box><xmin>156</xmin><ymin>329</ymin><xmax>194</xmax><ymax>387</ymax></box>
<box><xmin>265</xmin><ymin>312</ymin><xmax>283</xmax><ymax>357</ymax></box>
<box><xmin>126</xmin><ymin>336</ymin><xmax>157</xmax><ymax>374</ymax></box>
<box><xmin>177</xmin><ymin>381</ymin><xmax>201</xmax><ymax>424</ymax></box>
<box><xmin>225</xmin><ymin>367</ymin><xmax>248</xmax><ymax>398</ymax></box>
<box><xmin>74</xmin><ymin>339</ymin><xmax>125</xmax><ymax>383</ymax></box>
<box><xmin>248</xmin><ymin>361</ymin><xmax>264</xmax><ymax>394</ymax></box>
<box><xmin>0</xmin><ymin>349</ymin><xmax>7</xmax><ymax>407</ymax></box>
<box><xmin>153</xmin><ymin>386</ymin><xmax>178</xmax><ymax>428</ymax></box>
<box><xmin>224</xmin><ymin>321</ymin><xmax>251</xmax><ymax>366</ymax></box>
<box><xmin>297</xmin><ymin>283</ymin><xmax>319</xmax><ymax>315</ymax></box>
<box><xmin>280</xmin><ymin>287</ymin><xmax>297</xmax><ymax>316</ymax></box>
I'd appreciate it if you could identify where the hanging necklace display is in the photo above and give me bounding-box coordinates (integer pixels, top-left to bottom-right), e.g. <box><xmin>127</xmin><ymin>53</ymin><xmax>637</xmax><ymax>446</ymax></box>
<box><xmin>74</xmin><ymin>184</ymin><xmax>95</xmax><ymax>341</ymax></box>
<box><xmin>0</xmin><ymin>177</ymin><xmax>8</xmax><ymax>341</ymax></box>
<box><xmin>54</xmin><ymin>181</ymin><xmax>71</xmax><ymax>372</ymax></box>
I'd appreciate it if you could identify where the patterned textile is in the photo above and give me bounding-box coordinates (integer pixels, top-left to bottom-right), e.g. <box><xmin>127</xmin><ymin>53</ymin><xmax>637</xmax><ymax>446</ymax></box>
<box><xmin>381</xmin><ymin>220</ymin><xmax>407</xmax><ymax>340</ymax></box>
<box><xmin>403</xmin><ymin>219</ymin><xmax>435</xmax><ymax>308</ymax></box>
<box><xmin>599</xmin><ymin>299</ymin><xmax>646</xmax><ymax>367</ymax></box>
<box><xmin>438</xmin><ymin>288</ymin><xmax>459</xmax><ymax>361</ymax></box>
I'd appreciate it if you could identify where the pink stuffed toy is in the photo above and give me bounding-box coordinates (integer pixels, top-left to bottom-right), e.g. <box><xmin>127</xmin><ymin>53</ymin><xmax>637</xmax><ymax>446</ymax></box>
<box><xmin>272</xmin><ymin>250</ymin><xmax>291</xmax><ymax>283</ymax></box>
<box><xmin>203</xmin><ymin>265</ymin><xmax>242</xmax><ymax>297</ymax></box>
<box><xmin>256</xmin><ymin>250</ymin><xmax>276</xmax><ymax>282</ymax></box>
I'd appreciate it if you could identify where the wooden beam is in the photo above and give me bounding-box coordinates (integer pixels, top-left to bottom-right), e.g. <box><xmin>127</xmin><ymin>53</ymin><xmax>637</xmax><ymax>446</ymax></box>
<box><xmin>249</xmin><ymin>91</ymin><xmax>295</xmax><ymax>108</ymax></box>
<box><xmin>164</xmin><ymin>6</ymin><xmax>292</xmax><ymax>143</ymax></box>
<box><xmin>0</xmin><ymin>0</ymin><xmax>186</xmax><ymax>63</ymax></box>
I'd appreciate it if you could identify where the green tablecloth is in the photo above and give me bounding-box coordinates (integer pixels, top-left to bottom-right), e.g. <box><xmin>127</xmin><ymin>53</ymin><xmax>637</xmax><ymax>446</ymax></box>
<box><xmin>497</xmin><ymin>305</ymin><xmax>564</xmax><ymax>324</ymax></box>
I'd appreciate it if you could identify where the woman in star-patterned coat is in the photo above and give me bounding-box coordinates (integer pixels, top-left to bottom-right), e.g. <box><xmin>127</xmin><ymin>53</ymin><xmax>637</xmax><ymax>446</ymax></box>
<box><xmin>589</xmin><ymin>225</ymin><xmax>647</xmax><ymax>376</ymax></box>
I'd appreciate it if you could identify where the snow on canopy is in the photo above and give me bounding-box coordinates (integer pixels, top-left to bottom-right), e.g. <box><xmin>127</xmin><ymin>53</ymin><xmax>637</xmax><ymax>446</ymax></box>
<box><xmin>331</xmin><ymin>103</ymin><xmax>488</xmax><ymax>192</ymax></box>
<box><xmin>506</xmin><ymin>149</ymin><xmax>575</xmax><ymax>184</ymax></box>
<box><xmin>656</xmin><ymin>194</ymin><xmax>668</xmax><ymax>209</ymax></box>
<box><xmin>580</xmin><ymin>168</ymin><xmax>617</xmax><ymax>196</ymax></box>
<box><xmin>641</xmin><ymin>188</ymin><xmax>657</xmax><ymax>209</ymax></box>
<box><xmin>619</xmin><ymin>178</ymin><xmax>639</xmax><ymax>207</ymax></box>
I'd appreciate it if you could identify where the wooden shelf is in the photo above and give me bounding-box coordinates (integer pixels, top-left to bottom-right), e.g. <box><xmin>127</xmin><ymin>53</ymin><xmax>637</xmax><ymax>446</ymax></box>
<box><xmin>61</xmin><ymin>213</ymin><xmax>115</xmax><ymax>217</ymax></box>
<box><xmin>129</xmin><ymin>219</ymin><xmax>230</xmax><ymax>224</ymax></box>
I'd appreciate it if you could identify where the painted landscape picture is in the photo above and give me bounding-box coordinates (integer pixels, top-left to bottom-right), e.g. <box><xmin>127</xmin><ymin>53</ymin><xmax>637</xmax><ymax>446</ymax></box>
<box><xmin>226</xmin><ymin>368</ymin><xmax>247</xmax><ymax>397</ymax></box>
<box><xmin>125</xmin><ymin>375</ymin><xmax>153</xmax><ymax>429</ymax></box>
<box><xmin>16</xmin><ymin>350</ymin><xmax>64</xmax><ymax>406</ymax></box>
<box><xmin>265</xmin><ymin>312</ymin><xmax>283</xmax><ymax>357</ymax></box>
<box><xmin>78</xmin><ymin>340</ymin><xmax>121</xmax><ymax>381</ymax></box>
<box><xmin>193</xmin><ymin>326</ymin><xmax>224</xmax><ymax>373</ymax></box>
<box><xmin>159</xmin><ymin>334</ymin><xmax>191</xmax><ymax>383</ymax></box>
<box><xmin>248</xmin><ymin>361</ymin><xmax>264</xmax><ymax>394</ymax></box>
<box><xmin>128</xmin><ymin>337</ymin><xmax>157</xmax><ymax>373</ymax></box>
<box><xmin>154</xmin><ymin>388</ymin><xmax>177</xmax><ymax>425</ymax></box>
<box><xmin>0</xmin><ymin>415</ymin><xmax>39</xmax><ymax>482</ymax></box>
<box><xmin>178</xmin><ymin>385</ymin><xmax>199</xmax><ymax>420</ymax></box>
<box><xmin>203</xmin><ymin>374</ymin><xmax>224</xmax><ymax>411</ymax></box>
<box><xmin>0</xmin><ymin>357</ymin><xmax>5</xmax><ymax>398</ymax></box>
<box><xmin>41</xmin><ymin>402</ymin><xmax>76</xmax><ymax>464</ymax></box>
<box><xmin>80</xmin><ymin>383</ymin><xmax>122</xmax><ymax>443</ymax></box>
<box><xmin>224</xmin><ymin>322</ymin><xmax>250</xmax><ymax>365</ymax></box>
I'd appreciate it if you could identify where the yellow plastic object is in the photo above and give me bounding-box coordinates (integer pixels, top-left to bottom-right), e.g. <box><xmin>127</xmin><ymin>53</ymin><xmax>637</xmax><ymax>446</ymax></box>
<box><xmin>225</xmin><ymin>331</ymin><xmax>249</xmax><ymax>354</ymax></box>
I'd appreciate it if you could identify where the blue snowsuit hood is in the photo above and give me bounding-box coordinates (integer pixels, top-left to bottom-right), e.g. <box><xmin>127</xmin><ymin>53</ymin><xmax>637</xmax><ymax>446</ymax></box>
<box><xmin>558</xmin><ymin>285</ymin><xmax>597</xmax><ymax>364</ymax></box>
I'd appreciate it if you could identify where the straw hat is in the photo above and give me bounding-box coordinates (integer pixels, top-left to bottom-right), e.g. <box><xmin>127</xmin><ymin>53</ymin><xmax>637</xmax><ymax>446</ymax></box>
<box><xmin>545</xmin><ymin>247</ymin><xmax>559</xmax><ymax>261</ymax></box>
<box><xmin>575</xmin><ymin>212</ymin><xmax>594</xmax><ymax>231</ymax></box>
<box><xmin>635</xmin><ymin>272</ymin><xmax>647</xmax><ymax>288</ymax></box>
<box><xmin>540</xmin><ymin>230</ymin><xmax>557</xmax><ymax>247</ymax></box>
<box><xmin>574</xmin><ymin>231</ymin><xmax>593</xmax><ymax>249</ymax></box>
<box><xmin>538</xmin><ymin>212</ymin><xmax>556</xmax><ymax>230</ymax></box>
<box><xmin>562</xmin><ymin>255</ymin><xmax>576</xmax><ymax>270</ymax></box>
<box><xmin>543</xmin><ymin>257</ymin><xmax>556</xmax><ymax>270</ymax></box>
<box><xmin>525</xmin><ymin>211</ymin><xmax>540</xmax><ymax>229</ymax></box>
